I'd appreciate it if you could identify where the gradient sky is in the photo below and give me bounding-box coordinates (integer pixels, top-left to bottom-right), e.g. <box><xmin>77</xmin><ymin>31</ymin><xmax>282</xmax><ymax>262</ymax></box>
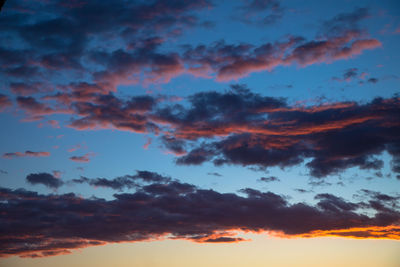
<box><xmin>0</xmin><ymin>0</ymin><xmax>399</xmax><ymax>266</ymax></box>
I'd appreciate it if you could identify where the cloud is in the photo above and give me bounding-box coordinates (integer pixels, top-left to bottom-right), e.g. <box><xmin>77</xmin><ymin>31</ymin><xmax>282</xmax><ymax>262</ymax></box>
<box><xmin>0</xmin><ymin>174</ymin><xmax>399</xmax><ymax>257</ymax></box>
<box><xmin>183</xmin><ymin>7</ymin><xmax>381</xmax><ymax>81</ymax></box>
<box><xmin>71</xmin><ymin>170</ymin><xmax>171</xmax><ymax>190</ymax></box>
<box><xmin>71</xmin><ymin>176</ymin><xmax>136</xmax><ymax>191</ymax></box>
<box><xmin>154</xmin><ymin>87</ymin><xmax>399</xmax><ymax>178</ymax></box>
<box><xmin>332</xmin><ymin>68</ymin><xmax>359</xmax><ymax>82</ymax></box>
<box><xmin>368</xmin><ymin>77</ymin><xmax>379</xmax><ymax>84</ymax></box>
<box><xmin>208</xmin><ymin>172</ymin><xmax>222</xmax><ymax>177</ymax></box>
<box><xmin>10</xmin><ymin>84</ymin><xmax>400</xmax><ymax>178</ymax></box>
<box><xmin>258</xmin><ymin>176</ymin><xmax>280</xmax><ymax>183</ymax></box>
<box><xmin>26</xmin><ymin>172</ymin><xmax>64</xmax><ymax>189</ymax></box>
<box><xmin>3</xmin><ymin>151</ymin><xmax>50</xmax><ymax>158</ymax></box>
<box><xmin>0</xmin><ymin>3</ymin><xmax>381</xmax><ymax>101</ymax></box>
<box><xmin>0</xmin><ymin>0</ymin><xmax>212</xmax><ymax>95</ymax></box>
<box><xmin>69</xmin><ymin>153</ymin><xmax>94</xmax><ymax>163</ymax></box>
<box><xmin>320</xmin><ymin>7</ymin><xmax>369</xmax><ymax>37</ymax></box>
<box><xmin>68</xmin><ymin>94</ymin><xmax>159</xmax><ymax>133</ymax></box>
<box><xmin>332</xmin><ymin>68</ymin><xmax>379</xmax><ymax>85</ymax></box>
<box><xmin>0</xmin><ymin>94</ymin><xmax>12</xmax><ymax>111</ymax></box>
<box><xmin>234</xmin><ymin>0</ymin><xmax>284</xmax><ymax>26</ymax></box>
<box><xmin>16</xmin><ymin>96</ymin><xmax>72</xmax><ymax>120</ymax></box>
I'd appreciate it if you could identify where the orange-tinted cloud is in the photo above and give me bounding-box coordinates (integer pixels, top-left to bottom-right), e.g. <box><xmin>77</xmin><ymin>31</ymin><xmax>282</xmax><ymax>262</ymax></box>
<box><xmin>0</xmin><ymin>176</ymin><xmax>398</xmax><ymax>258</ymax></box>
<box><xmin>69</xmin><ymin>153</ymin><xmax>94</xmax><ymax>163</ymax></box>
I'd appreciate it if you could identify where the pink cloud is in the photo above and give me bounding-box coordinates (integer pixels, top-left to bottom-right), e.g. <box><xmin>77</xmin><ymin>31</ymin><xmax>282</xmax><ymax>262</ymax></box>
<box><xmin>69</xmin><ymin>153</ymin><xmax>95</xmax><ymax>163</ymax></box>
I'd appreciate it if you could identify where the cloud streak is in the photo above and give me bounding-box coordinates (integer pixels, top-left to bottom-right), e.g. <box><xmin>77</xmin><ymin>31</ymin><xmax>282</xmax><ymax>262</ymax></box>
<box><xmin>2</xmin><ymin>151</ymin><xmax>50</xmax><ymax>158</ymax></box>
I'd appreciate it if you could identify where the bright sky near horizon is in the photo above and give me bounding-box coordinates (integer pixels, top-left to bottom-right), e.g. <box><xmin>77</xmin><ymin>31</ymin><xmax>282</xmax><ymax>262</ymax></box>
<box><xmin>0</xmin><ymin>0</ymin><xmax>399</xmax><ymax>266</ymax></box>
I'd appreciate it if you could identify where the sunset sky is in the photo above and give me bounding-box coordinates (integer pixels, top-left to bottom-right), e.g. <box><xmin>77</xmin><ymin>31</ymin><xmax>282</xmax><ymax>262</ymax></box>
<box><xmin>0</xmin><ymin>0</ymin><xmax>399</xmax><ymax>266</ymax></box>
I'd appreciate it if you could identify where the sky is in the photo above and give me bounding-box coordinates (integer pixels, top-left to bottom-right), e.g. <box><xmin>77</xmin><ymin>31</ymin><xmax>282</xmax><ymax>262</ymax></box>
<box><xmin>0</xmin><ymin>0</ymin><xmax>399</xmax><ymax>266</ymax></box>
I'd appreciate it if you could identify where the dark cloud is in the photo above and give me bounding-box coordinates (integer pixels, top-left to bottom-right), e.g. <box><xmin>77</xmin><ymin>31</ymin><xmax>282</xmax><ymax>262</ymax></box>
<box><xmin>294</xmin><ymin>188</ymin><xmax>313</xmax><ymax>194</ymax></box>
<box><xmin>71</xmin><ymin>176</ymin><xmax>136</xmax><ymax>191</ymax></box>
<box><xmin>3</xmin><ymin>151</ymin><xmax>50</xmax><ymax>158</ymax></box>
<box><xmin>183</xmin><ymin>30</ymin><xmax>380</xmax><ymax>81</ymax></box>
<box><xmin>26</xmin><ymin>173</ymin><xmax>63</xmax><ymax>189</ymax></box>
<box><xmin>0</xmin><ymin>2</ymin><xmax>381</xmax><ymax>101</ymax></box>
<box><xmin>69</xmin><ymin>153</ymin><xmax>93</xmax><ymax>163</ymax></box>
<box><xmin>342</xmin><ymin>68</ymin><xmax>358</xmax><ymax>81</ymax></box>
<box><xmin>71</xmin><ymin>170</ymin><xmax>171</xmax><ymax>190</ymax></box>
<box><xmin>0</xmin><ymin>0</ymin><xmax>212</xmax><ymax>97</ymax></box>
<box><xmin>321</xmin><ymin>7</ymin><xmax>369</xmax><ymax>37</ymax></box>
<box><xmin>368</xmin><ymin>77</ymin><xmax>378</xmax><ymax>84</ymax></box>
<box><xmin>161</xmin><ymin>88</ymin><xmax>400</xmax><ymax>178</ymax></box>
<box><xmin>12</xmin><ymin>85</ymin><xmax>400</xmax><ymax>178</ymax></box>
<box><xmin>332</xmin><ymin>68</ymin><xmax>379</xmax><ymax>84</ymax></box>
<box><xmin>0</xmin><ymin>175</ymin><xmax>399</xmax><ymax>257</ymax></box>
<box><xmin>258</xmin><ymin>176</ymin><xmax>280</xmax><ymax>183</ymax></box>
<box><xmin>68</xmin><ymin>94</ymin><xmax>159</xmax><ymax>133</ymax></box>
<box><xmin>208</xmin><ymin>172</ymin><xmax>222</xmax><ymax>177</ymax></box>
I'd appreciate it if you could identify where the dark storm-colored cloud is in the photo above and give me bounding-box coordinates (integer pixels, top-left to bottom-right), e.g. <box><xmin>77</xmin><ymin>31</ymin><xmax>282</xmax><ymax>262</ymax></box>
<box><xmin>71</xmin><ymin>176</ymin><xmax>136</xmax><ymax>191</ymax></box>
<box><xmin>294</xmin><ymin>188</ymin><xmax>313</xmax><ymax>194</ymax></box>
<box><xmin>71</xmin><ymin>170</ymin><xmax>171</xmax><ymax>190</ymax></box>
<box><xmin>0</xmin><ymin>0</ymin><xmax>212</xmax><ymax>98</ymax></box>
<box><xmin>68</xmin><ymin>94</ymin><xmax>159</xmax><ymax>133</ymax></box>
<box><xmin>26</xmin><ymin>172</ymin><xmax>63</xmax><ymax>189</ymax></box>
<box><xmin>0</xmin><ymin>175</ymin><xmax>399</xmax><ymax>257</ymax></box>
<box><xmin>156</xmin><ymin>87</ymin><xmax>400</xmax><ymax>178</ymax></box>
<box><xmin>368</xmin><ymin>77</ymin><xmax>379</xmax><ymax>84</ymax></box>
<box><xmin>13</xmin><ymin>84</ymin><xmax>400</xmax><ymax>178</ymax></box>
<box><xmin>1</xmin><ymin>2</ymin><xmax>381</xmax><ymax>99</ymax></box>
<box><xmin>3</xmin><ymin>151</ymin><xmax>50</xmax><ymax>158</ymax></box>
<box><xmin>258</xmin><ymin>176</ymin><xmax>280</xmax><ymax>183</ymax></box>
<box><xmin>208</xmin><ymin>172</ymin><xmax>223</xmax><ymax>177</ymax></box>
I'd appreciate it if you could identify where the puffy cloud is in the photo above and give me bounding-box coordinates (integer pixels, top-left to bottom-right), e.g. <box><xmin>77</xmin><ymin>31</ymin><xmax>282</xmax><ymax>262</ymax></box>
<box><xmin>0</xmin><ymin>175</ymin><xmax>399</xmax><ymax>257</ymax></box>
<box><xmin>154</xmin><ymin>87</ymin><xmax>399</xmax><ymax>177</ymax></box>
<box><xmin>11</xmin><ymin>85</ymin><xmax>400</xmax><ymax>178</ymax></box>
<box><xmin>0</xmin><ymin>0</ymin><xmax>212</xmax><ymax>95</ymax></box>
<box><xmin>0</xmin><ymin>3</ymin><xmax>381</xmax><ymax>99</ymax></box>
<box><xmin>26</xmin><ymin>173</ymin><xmax>63</xmax><ymax>189</ymax></box>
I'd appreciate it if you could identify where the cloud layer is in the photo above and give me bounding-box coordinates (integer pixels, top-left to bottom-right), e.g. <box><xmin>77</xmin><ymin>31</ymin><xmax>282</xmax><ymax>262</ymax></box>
<box><xmin>1</xmin><ymin>173</ymin><xmax>399</xmax><ymax>258</ymax></box>
<box><xmin>5</xmin><ymin>84</ymin><xmax>400</xmax><ymax>178</ymax></box>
